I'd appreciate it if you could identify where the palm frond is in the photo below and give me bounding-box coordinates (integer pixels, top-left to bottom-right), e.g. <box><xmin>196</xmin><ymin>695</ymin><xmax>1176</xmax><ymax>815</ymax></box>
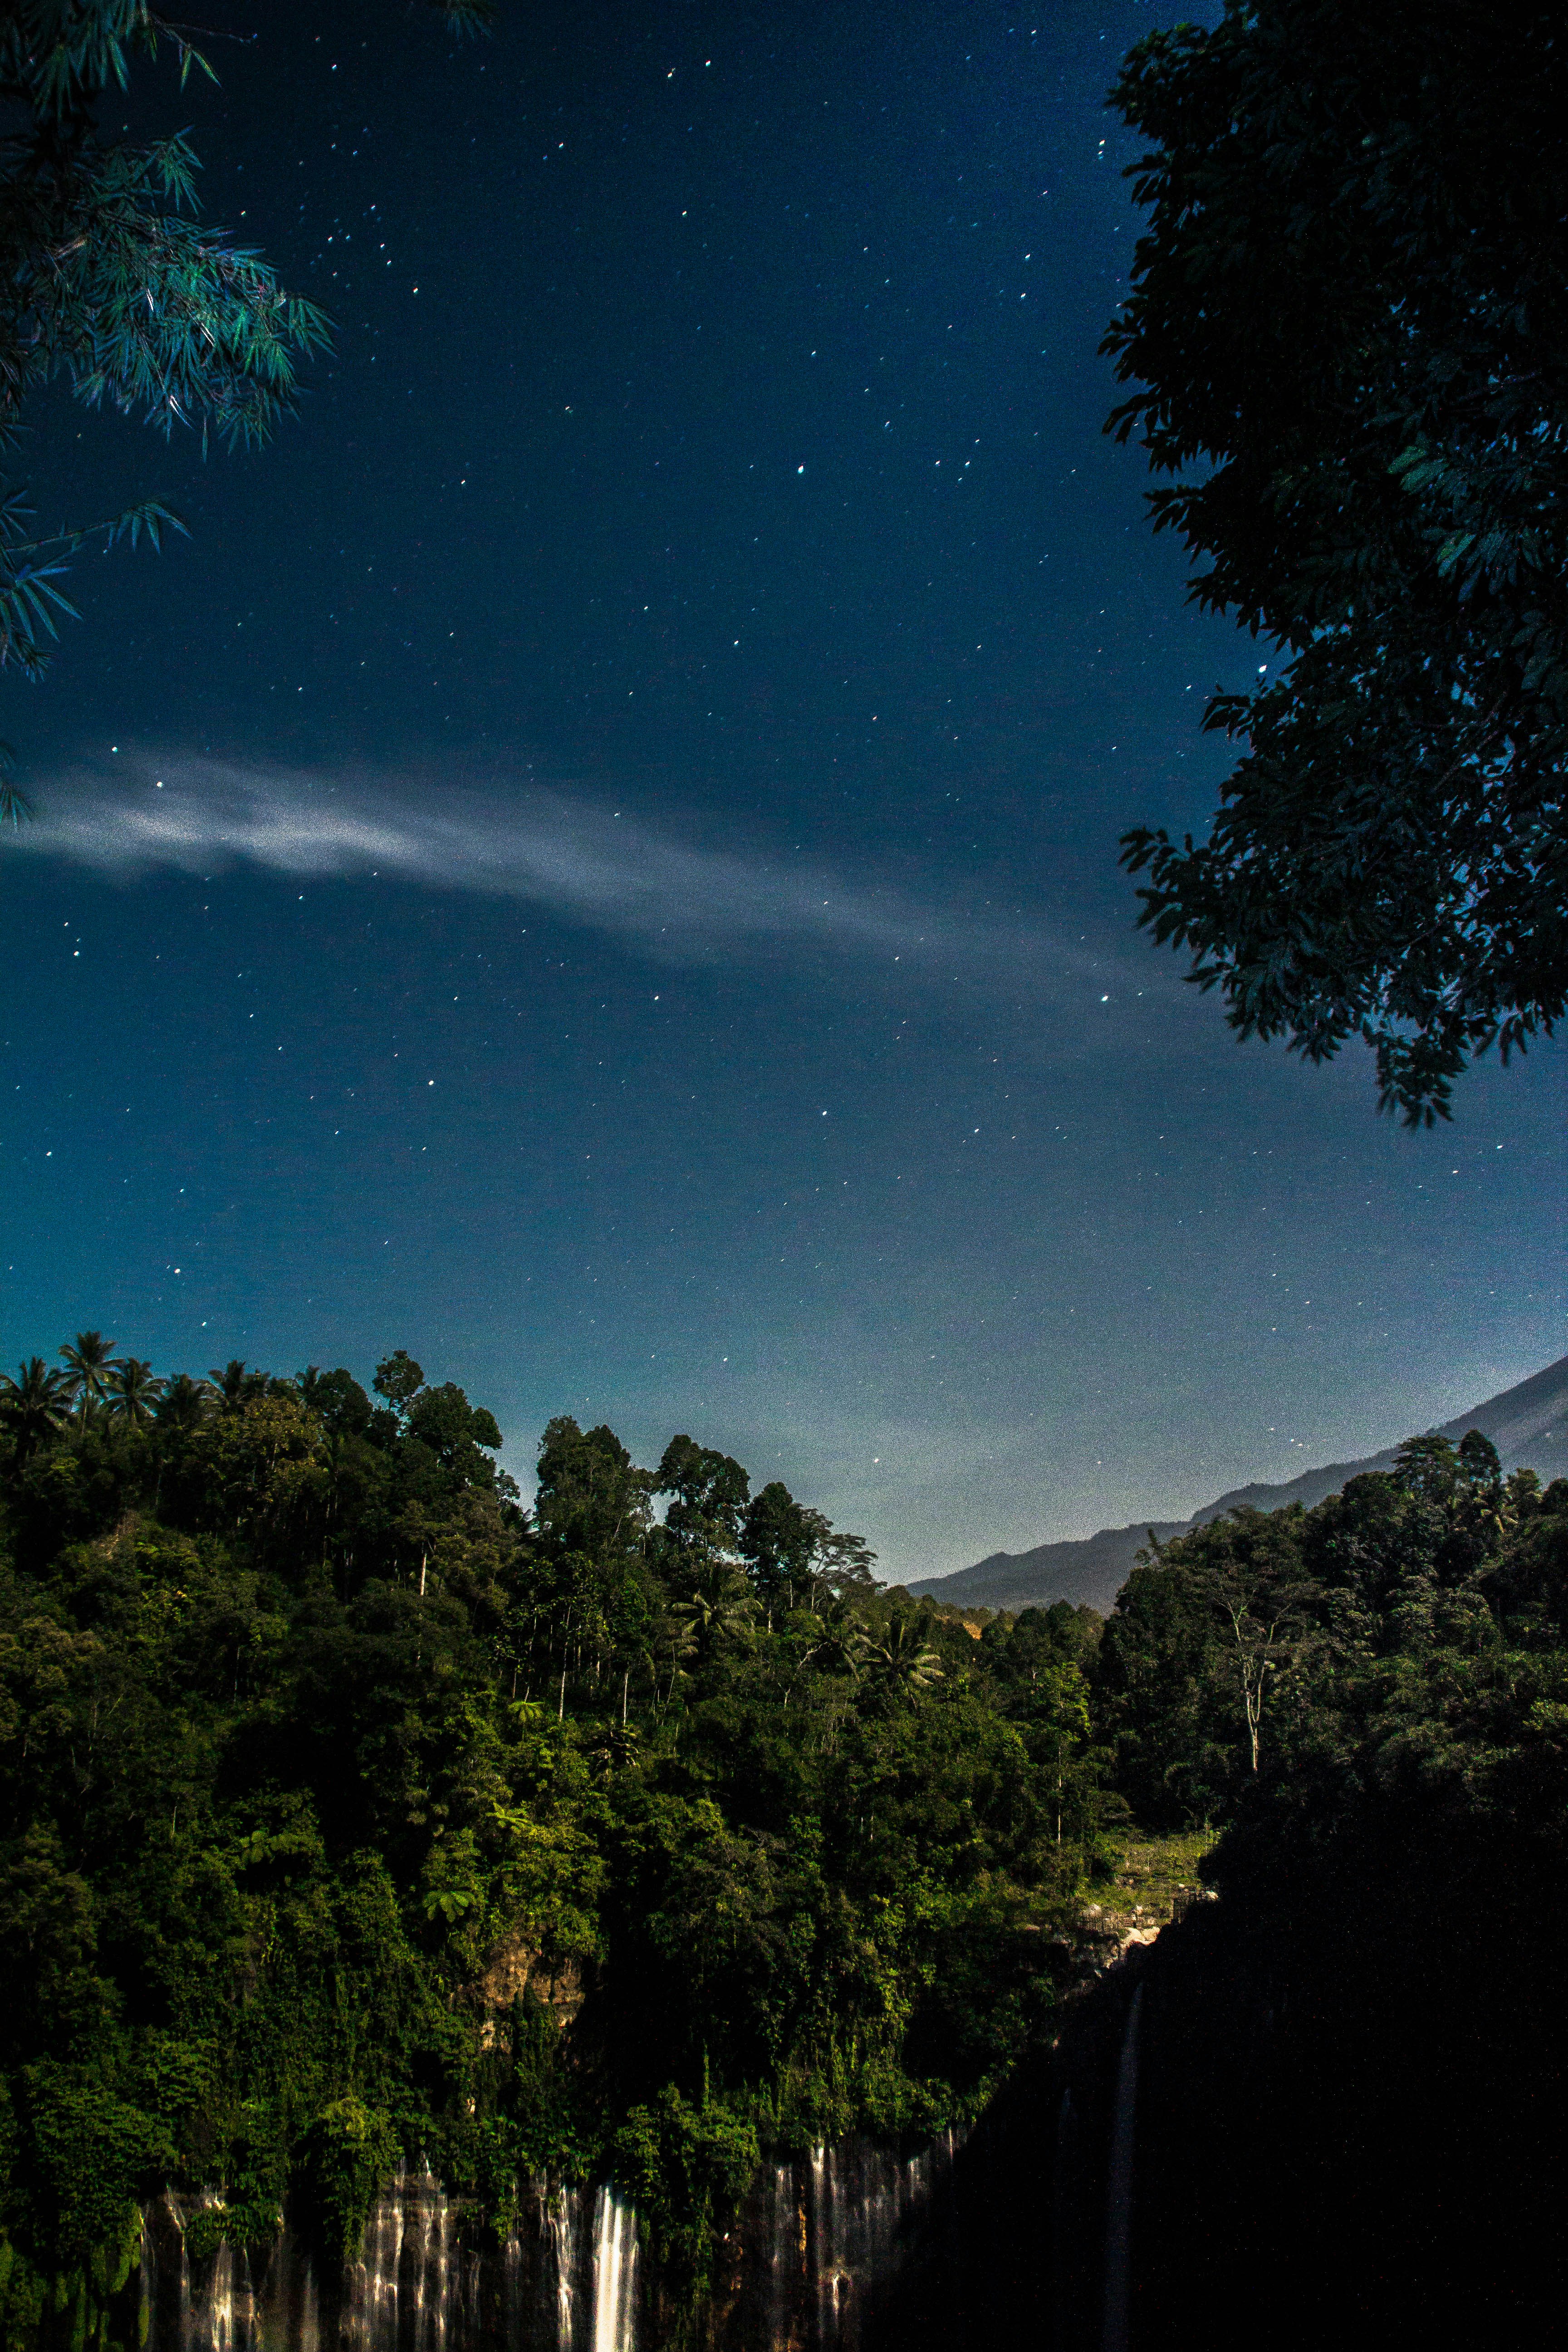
<box><xmin>421</xmin><ymin>0</ymin><xmax>497</xmax><ymax>35</ymax></box>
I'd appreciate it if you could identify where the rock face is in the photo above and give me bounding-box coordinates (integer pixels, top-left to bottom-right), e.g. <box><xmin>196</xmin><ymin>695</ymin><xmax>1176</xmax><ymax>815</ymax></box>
<box><xmin>141</xmin><ymin>2173</ymin><xmax>640</xmax><ymax>2352</ymax></box>
<box><xmin>691</xmin><ymin>2136</ymin><xmax>960</xmax><ymax>2352</ymax></box>
<box><xmin>473</xmin><ymin>1937</ymin><xmax>585</xmax><ymax>2043</ymax></box>
<box><xmin>849</xmin><ymin>1883</ymin><xmax>1568</xmax><ymax>2352</ymax></box>
<box><xmin>139</xmin><ymin>1832</ymin><xmax>1568</xmax><ymax>2352</ymax></box>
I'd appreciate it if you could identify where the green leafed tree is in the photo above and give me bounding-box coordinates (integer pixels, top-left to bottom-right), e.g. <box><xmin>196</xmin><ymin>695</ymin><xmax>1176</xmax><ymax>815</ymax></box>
<box><xmin>0</xmin><ymin>1355</ymin><xmax>72</xmax><ymax>1460</ymax></box>
<box><xmin>59</xmin><ymin>1329</ymin><xmax>119</xmax><ymax>1405</ymax></box>
<box><xmin>0</xmin><ymin>0</ymin><xmax>493</xmax><ymax>819</ymax></box>
<box><xmin>1105</xmin><ymin>0</ymin><xmax>1568</xmax><ymax>1122</ymax></box>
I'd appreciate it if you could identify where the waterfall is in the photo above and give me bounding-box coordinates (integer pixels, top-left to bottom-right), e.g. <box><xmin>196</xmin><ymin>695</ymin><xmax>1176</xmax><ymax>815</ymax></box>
<box><xmin>140</xmin><ymin>2193</ymin><xmax>159</xmax><ymax>2352</ymax></box>
<box><xmin>589</xmin><ymin>2189</ymin><xmax>637</xmax><ymax>2352</ymax></box>
<box><xmin>348</xmin><ymin>2167</ymin><xmax>407</xmax><ymax>2352</ymax></box>
<box><xmin>157</xmin><ymin>2189</ymin><xmax>258</xmax><ymax>2352</ymax></box>
<box><xmin>342</xmin><ymin>2169</ymin><xmax>459</xmax><ymax>2352</ymax></box>
<box><xmin>206</xmin><ymin>2235</ymin><xmax>240</xmax><ymax>2352</ymax></box>
<box><xmin>250</xmin><ymin>2216</ymin><xmax>321</xmax><ymax>2352</ymax></box>
<box><xmin>544</xmin><ymin>2184</ymin><xmax>581</xmax><ymax>2352</ymax></box>
<box><xmin>762</xmin><ymin>2163</ymin><xmax>796</xmax><ymax>2352</ymax></box>
<box><xmin>174</xmin><ymin>2193</ymin><xmax>192</xmax><ymax>2352</ymax></box>
<box><xmin>810</xmin><ymin>2144</ymin><xmax>843</xmax><ymax>2344</ymax></box>
<box><xmin>410</xmin><ymin>2172</ymin><xmax>453</xmax><ymax>2352</ymax></box>
<box><xmin>794</xmin><ymin>2134</ymin><xmax>954</xmax><ymax>2350</ymax></box>
<box><xmin>136</xmin><ymin>2131</ymin><xmax>960</xmax><ymax>2352</ymax></box>
<box><xmin>1101</xmin><ymin>1985</ymin><xmax>1144</xmax><ymax>2352</ymax></box>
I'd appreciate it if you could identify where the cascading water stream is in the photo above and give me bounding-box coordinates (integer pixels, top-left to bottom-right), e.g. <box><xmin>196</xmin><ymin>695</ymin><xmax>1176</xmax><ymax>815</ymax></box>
<box><xmin>137</xmin><ymin>2127</ymin><xmax>960</xmax><ymax>2352</ymax></box>
<box><xmin>173</xmin><ymin>2193</ymin><xmax>192</xmax><ymax>2352</ymax></box>
<box><xmin>206</xmin><ymin>2235</ymin><xmax>239</xmax><ymax>2352</ymax></box>
<box><xmin>1101</xmin><ymin>1986</ymin><xmax>1144</xmax><ymax>2352</ymax></box>
<box><xmin>349</xmin><ymin>2168</ymin><xmax>407</xmax><ymax>2352</ymax></box>
<box><xmin>589</xmin><ymin>2189</ymin><xmax>637</xmax><ymax>2352</ymax></box>
<box><xmin>547</xmin><ymin>2185</ymin><xmax>580</xmax><ymax>2352</ymax></box>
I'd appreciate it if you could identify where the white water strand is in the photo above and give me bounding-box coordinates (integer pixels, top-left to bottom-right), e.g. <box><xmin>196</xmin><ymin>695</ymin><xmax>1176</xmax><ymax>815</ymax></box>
<box><xmin>546</xmin><ymin>2185</ymin><xmax>581</xmax><ymax>2352</ymax></box>
<box><xmin>138</xmin><ymin>2198</ymin><xmax>167</xmax><ymax>2352</ymax></box>
<box><xmin>798</xmin><ymin>2136</ymin><xmax>953</xmax><ymax>2349</ymax></box>
<box><xmin>292</xmin><ymin>2244</ymin><xmax>322</xmax><ymax>2352</ymax></box>
<box><xmin>764</xmin><ymin>2163</ymin><xmax>795</xmax><ymax>2352</ymax></box>
<box><xmin>1102</xmin><ymin>1985</ymin><xmax>1144</xmax><ymax>2352</ymax></box>
<box><xmin>349</xmin><ymin>2169</ymin><xmax>407</xmax><ymax>2352</ymax></box>
<box><xmin>159</xmin><ymin>2190</ymin><xmax>256</xmax><ymax>2352</ymax></box>
<box><xmin>206</xmin><ymin>2237</ymin><xmax>239</xmax><ymax>2352</ymax></box>
<box><xmin>409</xmin><ymin>2173</ymin><xmax>453</xmax><ymax>2352</ymax></box>
<box><xmin>344</xmin><ymin>2168</ymin><xmax>457</xmax><ymax>2352</ymax></box>
<box><xmin>589</xmin><ymin>2190</ymin><xmax>637</xmax><ymax>2352</ymax></box>
<box><xmin>811</xmin><ymin>2145</ymin><xmax>845</xmax><ymax>2344</ymax></box>
<box><xmin>172</xmin><ymin>2193</ymin><xmax>193</xmax><ymax>2352</ymax></box>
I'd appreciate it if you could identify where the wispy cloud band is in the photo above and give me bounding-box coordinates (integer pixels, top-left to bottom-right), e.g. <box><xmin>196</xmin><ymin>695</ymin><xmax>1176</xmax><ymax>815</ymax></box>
<box><xmin>5</xmin><ymin>754</ymin><xmax>1123</xmax><ymax>996</ymax></box>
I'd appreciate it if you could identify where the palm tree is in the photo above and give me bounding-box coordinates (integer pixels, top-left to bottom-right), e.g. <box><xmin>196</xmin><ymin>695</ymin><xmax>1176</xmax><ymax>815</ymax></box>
<box><xmin>210</xmin><ymin>1359</ymin><xmax>267</xmax><ymax>1411</ymax></box>
<box><xmin>860</xmin><ymin>1614</ymin><xmax>944</xmax><ymax>1706</ymax></box>
<box><xmin>105</xmin><ymin>1357</ymin><xmax>165</xmax><ymax>1428</ymax></box>
<box><xmin>60</xmin><ymin>1329</ymin><xmax>120</xmax><ymax>1406</ymax></box>
<box><xmin>0</xmin><ymin>1357</ymin><xmax>73</xmax><ymax>1460</ymax></box>
<box><xmin>670</xmin><ymin>1562</ymin><xmax>760</xmax><ymax>1660</ymax></box>
<box><xmin>649</xmin><ymin>1613</ymin><xmax>698</xmax><ymax>1712</ymax></box>
<box><xmin>795</xmin><ymin>1597</ymin><xmax>869</xmax><ymax>1680</ymax></box>
<box><xmin>156</xmin><ymin>1372</ymin><xmax>216</xmax><ymax>1432</ymax></box>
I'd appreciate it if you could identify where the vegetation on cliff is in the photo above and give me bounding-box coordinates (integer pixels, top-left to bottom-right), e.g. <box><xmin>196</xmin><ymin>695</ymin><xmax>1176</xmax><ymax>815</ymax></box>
<box><xmin>6</xmin><ymin>1328</ymin><xmax>1564</xmax><ymax>2345</ymax></box>
<box><xmin>0</xmin><ymin>1340</ymin><xmax>1104</xmax><ymax>2339</ymax></box>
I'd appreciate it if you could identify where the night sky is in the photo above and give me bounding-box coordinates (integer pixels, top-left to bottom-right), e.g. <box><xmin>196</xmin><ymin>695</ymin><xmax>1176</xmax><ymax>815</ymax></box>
<box><xmin>4</xmin><ymin>0</ymin><xmax>1563</xmax><ymax>1581</ymax></box>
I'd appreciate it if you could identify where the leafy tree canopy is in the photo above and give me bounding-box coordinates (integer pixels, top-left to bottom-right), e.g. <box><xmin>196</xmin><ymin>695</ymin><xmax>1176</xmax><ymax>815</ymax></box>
<box><xmin>0</xmin><ymin>1328</ymin><xmax>1105</xmax><ymax>2329</ymax></box>
<box><xmin>1094</xmin><ymin>1429</ymin><xmax>1562</xmax><ymax>1825</ymax></box>
<box><xmin>1106</xmin><ymin>0</ymin><xmax>1568</xmax><ymax>1122</ymax></box>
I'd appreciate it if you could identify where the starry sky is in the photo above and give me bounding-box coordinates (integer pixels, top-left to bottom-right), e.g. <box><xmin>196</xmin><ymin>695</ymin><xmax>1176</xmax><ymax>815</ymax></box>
<box><xmin>4</xmin><ymin>0</ymin><xmax>1563</xmax><ymax>1581</ymax></box>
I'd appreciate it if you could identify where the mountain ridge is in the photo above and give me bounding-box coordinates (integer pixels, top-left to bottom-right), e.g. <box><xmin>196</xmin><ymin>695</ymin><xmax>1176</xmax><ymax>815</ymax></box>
<box><xmin>903</xmin><ymin>1352</ymin><xmax>1568</xmax><ymax>1616</ymax></box>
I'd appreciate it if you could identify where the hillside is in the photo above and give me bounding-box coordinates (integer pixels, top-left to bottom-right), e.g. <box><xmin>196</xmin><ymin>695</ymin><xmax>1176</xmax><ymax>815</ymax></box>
<box><xmin>0</xmin><ymin>1342</ymin><xmax>1103</xmax><ymax>2339</ymax></box>
<box><xmin>906</xmin><ymin>1352</ymin><xmax>1568</xmax><ymax>1614</ymax></box>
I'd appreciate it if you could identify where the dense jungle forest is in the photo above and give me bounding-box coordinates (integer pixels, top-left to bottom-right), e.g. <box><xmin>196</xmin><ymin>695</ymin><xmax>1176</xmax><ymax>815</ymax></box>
<box><xmin>2</xmin><ymin>1338</ymin><xmax>1567</xmax><ymax>2345</ymax></box>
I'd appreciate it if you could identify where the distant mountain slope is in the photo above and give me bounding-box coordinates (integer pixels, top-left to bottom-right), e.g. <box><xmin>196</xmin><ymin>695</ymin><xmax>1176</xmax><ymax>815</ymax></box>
<box><xmin>905</xmin><ymin>1353</ymin><xmax>1568</xmax><ymax>1617</ymax></box>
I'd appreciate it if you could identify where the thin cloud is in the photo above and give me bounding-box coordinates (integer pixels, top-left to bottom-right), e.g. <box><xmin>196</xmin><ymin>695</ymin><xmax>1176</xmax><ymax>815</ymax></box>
<box><xmin>7</xmin><ymin>754</ymin><xmax>1128</xmax><ymax>995</ymax></box>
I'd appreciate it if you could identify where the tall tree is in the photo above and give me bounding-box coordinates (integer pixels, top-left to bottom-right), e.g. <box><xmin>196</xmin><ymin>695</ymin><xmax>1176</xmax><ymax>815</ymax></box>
<box><xmin>655</xmin><ymin>1437</ymin><xmax>751</xmax><ymax>1568</ymax></box>
<box><xmin>858</xmin><ymin>1613</ymin><xmax>943</xmax><ymax>1708</ymax></box>
<box><xmin>1105</xmin><ymin>0</ymin><xmax>1568</xmax><ymax>1122</ymax></box>
<box><xmin>154</xmin><ymin>1370</ymin><xmax>214</xmax><ymax>1431</ymax></box>
<box><xmin>59</xmin><ymin>1329</ymin><xmax>119</xmax><ymax>1405</ymax></box>
<box><xmin>373</xmin><ymin>1350</ymin><xmax>426</xmax><ymax>1416</ymax></box>
<box><xmin>103</xmin><ymin>1354</ymin><xmax>163</xmax><ymax>1426</ymax></box>
<box><xmin>0</xmin><ymin>1354</ymin><xmax>72</xmax><ymax>1458</ymax></box>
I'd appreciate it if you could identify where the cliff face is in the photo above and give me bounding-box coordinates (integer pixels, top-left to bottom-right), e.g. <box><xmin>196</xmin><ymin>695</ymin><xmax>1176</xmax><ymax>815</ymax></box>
<box><xmin>854</xmin><ymin>1852</ymin><xmax>1568</xmax><ymax>2352</ymax></box>
<box><xmin>135</xmin><ymin>2141</ymin><xmax>960</xmax><ymax>2352</ymax></box>
<box><xmin>132</xmin><ymin>1767</ymin><xmax>1568</xmax><ymax>2352</ymax></box>
<box><xmin>139</xmin><ymin>2174</ymin><xmax>639</xmax><ymax>2352</ymax></box>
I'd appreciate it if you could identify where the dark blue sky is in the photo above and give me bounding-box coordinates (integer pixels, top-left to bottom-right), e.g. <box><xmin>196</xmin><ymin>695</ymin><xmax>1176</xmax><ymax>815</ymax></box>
<box><xmin>4</xmin><ymin>0</ymin><xmax>1563</xmax><ymax>1578</ymax></box>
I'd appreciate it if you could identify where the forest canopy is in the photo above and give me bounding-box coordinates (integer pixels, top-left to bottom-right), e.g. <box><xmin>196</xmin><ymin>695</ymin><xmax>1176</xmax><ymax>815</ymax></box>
<box><xmin>0</xmin><ymin>1334</ymin><xmax>1103</xmax><ymax>2334</ymax></box>
<box><xmin>4</xmin><ymin>1331</ymin><xmax>1566</xmax><ymax>2341</ymax></box>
